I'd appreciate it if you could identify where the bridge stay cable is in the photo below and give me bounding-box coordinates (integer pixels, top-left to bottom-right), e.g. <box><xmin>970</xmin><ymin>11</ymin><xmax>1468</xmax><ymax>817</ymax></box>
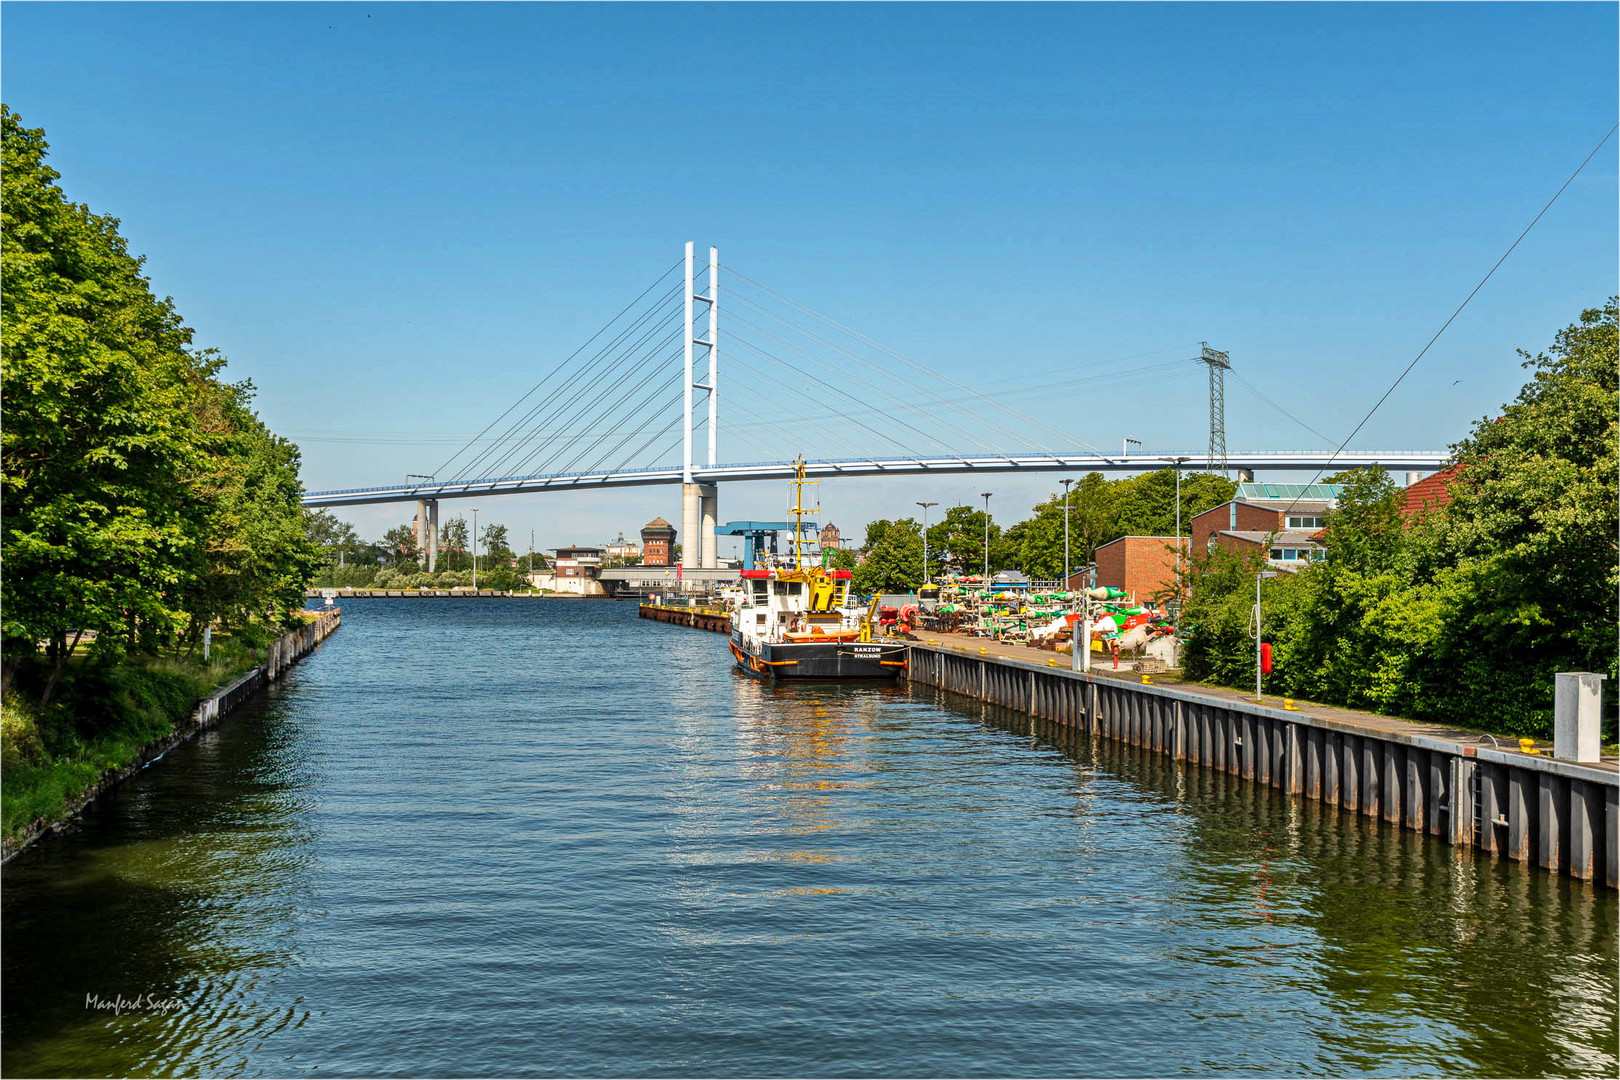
<box><xmin>718</xmin><ymin>371</ymin><xmax>898</xmax><ymax>466</ymax></box>
<box><xmin>725</xmin><ymin>337</ymin><xmax>948</xmax><ymax>463</ymax></box>
<box><xmin>550</xmin><ymin>358</ymin><xmax>690</xmax><ymax>478</ymax></box>
<box><xmin>724</xmin><ymin>289</ymin><xmax>1070</xmax><ymax>457</ymax></box>
<box><xmin>499</xmin><ymin>318</ymin><xmax>683</xmax><ymax>469</ymax></box>
<box><xmin>447</xmin><ymin>288</ymin><xmax>685</xmax><ymax>484</ymax></box>
<box><xmin>449</xmin><ymin>288</ymin><xmax>685</xmax><ymax>483</ymax></box>
<box><xmin>724</xmin><ymin>311</ymin><xmax>1010</xmax><ymax>457</ymax></box>
<box><xmin>724</xmin><ymin>265</ymin><xmax>1107</xmax><ymax>456</ymax></box>
<box><xmin>430</xmin><ymin>258</ymin><xmax>683</xmax><ymax>482</ymax></box>
<box><xmin>439</xmin><ymin>285</ymin><xmax>685</xmax><ymax>485</ymax></box>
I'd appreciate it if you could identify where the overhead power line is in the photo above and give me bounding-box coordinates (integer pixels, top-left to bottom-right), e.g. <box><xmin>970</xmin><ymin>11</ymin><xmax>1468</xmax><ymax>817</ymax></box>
<box><xmin>1281</xmin><ymin>121</ymin><xmax>1618</xmax><ymax>516</ymax></box>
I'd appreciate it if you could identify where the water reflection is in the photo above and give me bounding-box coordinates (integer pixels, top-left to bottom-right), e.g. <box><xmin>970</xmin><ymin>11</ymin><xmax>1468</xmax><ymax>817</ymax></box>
<box><xmin>959</xmin><ymin>692</ymin><xmax>1620</xmax><ymax>1078</ymax></box>
<box><xmin>3</xmin><ymin>601</ymin><xmax>1614</xmax><ymax>1079</ymax></box>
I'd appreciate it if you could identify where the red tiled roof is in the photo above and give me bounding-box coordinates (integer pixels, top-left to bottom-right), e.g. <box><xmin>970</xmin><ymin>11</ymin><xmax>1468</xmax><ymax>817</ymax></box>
<box><xmin>1399</xmin><ymin>464</ymin><xmax>1463</xmax><ymax>520</ymax></box>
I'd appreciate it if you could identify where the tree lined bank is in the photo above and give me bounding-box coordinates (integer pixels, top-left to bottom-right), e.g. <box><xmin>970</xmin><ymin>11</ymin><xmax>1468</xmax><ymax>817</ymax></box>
<box><xmin>1</xmin><ymin>108</ymin><xmax>322</xmax><ymax>839</ymax></box>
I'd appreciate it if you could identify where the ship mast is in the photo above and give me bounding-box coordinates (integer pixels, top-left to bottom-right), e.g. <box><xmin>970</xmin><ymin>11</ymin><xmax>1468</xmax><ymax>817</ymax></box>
<box><xmin>788</xmin><ymin>456</ymin><xmax>819</xmax><ymax>570</ymax></box>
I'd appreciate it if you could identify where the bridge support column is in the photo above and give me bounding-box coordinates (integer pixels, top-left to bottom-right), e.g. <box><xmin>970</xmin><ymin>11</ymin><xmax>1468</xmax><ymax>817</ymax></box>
<box><xmin>681</xmin><ymin>484</ymin><xmax>703</xmax><ymax>571</ymax></box>
<box><xmin>415</xmin><ymin>501</ymin><xmax>428</xmax><ymax>568</ymax></box>
<box><xmin>700</xmin><ymin>487</ymin><xmax>718</xmax><ymax>569</ymax></box>
<box><xmin>427</xmin><ymin>500</ymin><xmax>439</xmax><ymax>573</ymax></box>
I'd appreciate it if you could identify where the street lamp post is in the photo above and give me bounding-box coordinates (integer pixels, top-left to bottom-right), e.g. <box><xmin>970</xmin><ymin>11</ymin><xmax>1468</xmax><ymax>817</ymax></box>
<box><xmin>1060</xmin><ymin>478</ymin><xmax>1075</xmax><ymax>585</ymax></box>
<box><xmin>1255</xmin><ymin>569</ymin><xmax>1278</xmax><ymax>701</ymax></box>
<box><xmin>472</xmin><ymin>508</ymin><xmax>481</xmax><ymax>591</ymax></box>
<box><xmin>1169</xmin><ymin>456</ymin><xmax>1191</xmax><ymax>603</ymax></box>
<box><xmin>916</xmin><ymin>501</ymin><xmax>937</xmax><ymax>584</ymax></box>
<box><xmin>980</xmin><ymin>492</ymin><xmax>993</xmax><ymax>591</ymax></box>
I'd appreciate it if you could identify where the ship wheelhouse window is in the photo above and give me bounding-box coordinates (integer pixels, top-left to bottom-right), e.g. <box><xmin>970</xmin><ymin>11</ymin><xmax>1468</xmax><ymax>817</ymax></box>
<box><xmin>774</xmin><ymin>581</ymin><xmax>803</xmax><ymax>596</ymax></box>
<box><xmin>751</xmin><ymin>581</ymin><xmax>768</xmax><ymax>600</ymax></box>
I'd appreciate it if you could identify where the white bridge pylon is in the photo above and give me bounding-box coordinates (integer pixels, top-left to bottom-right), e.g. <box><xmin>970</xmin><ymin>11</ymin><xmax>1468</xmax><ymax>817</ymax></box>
<box><xmin>682</xmin><ymin>241</ymin><xmax>720</xmax><ymax>570</ymax></box>
<box><xmin>301</xmin><ymin>450</ymin><xmax>1452</xmax><ymax>509</ymax></box>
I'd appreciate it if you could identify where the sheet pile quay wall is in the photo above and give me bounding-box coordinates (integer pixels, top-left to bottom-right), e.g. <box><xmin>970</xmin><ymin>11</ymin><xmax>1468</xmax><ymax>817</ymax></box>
<box><xmin>907</xmin><ymin>644</ymin><xmax>1618</xmax><ymax>890</ymax></box>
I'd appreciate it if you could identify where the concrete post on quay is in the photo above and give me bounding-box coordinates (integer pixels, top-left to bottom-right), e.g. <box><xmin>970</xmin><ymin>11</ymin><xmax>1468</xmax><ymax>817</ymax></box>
<box><xmin>1555</xmin><ymin>672</ymin><xmax>1604</xmax><ymax>763</ymax></box>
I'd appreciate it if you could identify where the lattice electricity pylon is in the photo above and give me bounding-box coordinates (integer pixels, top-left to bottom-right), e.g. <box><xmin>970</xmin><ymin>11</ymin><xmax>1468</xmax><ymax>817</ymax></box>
<box><xmin>1201</xmin><ymin>343</ymin><xmax>1231</xmax><ymax>476</ymax></box>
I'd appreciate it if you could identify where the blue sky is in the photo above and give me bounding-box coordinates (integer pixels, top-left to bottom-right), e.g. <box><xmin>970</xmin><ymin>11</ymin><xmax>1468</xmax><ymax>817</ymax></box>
<box><xmin>5</xmin><ymin>2</ymin><xmax>1615</xmax><ymax>550</ymax></box>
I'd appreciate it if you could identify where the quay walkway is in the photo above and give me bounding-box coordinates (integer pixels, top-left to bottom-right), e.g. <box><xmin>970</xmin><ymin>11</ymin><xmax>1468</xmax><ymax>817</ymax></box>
<box><xmin>909</xmin><ymin>631</ymin><xmax>1618</xmax><ymax>890</ymax></box>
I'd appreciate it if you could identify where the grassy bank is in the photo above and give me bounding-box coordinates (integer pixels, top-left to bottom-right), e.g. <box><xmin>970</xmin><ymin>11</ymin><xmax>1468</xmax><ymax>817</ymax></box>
<box><xmin>1</xmin><ymin>627</ymin><xmax>275</xmax><ymax>843</ymax></box>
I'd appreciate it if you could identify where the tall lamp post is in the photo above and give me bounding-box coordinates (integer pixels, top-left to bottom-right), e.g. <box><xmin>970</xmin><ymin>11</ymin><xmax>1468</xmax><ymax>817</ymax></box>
<box><xmin>1255</xmin><ymin>569</ymin><xmax>1277</xmax><ymax>701</ymax></box>
<box><xmin>1060</xmin><ymin>478</ymin><xmax>1075</xmax><ymax>586</ymax></box>
<box><xmin>1169</xmin><ymin>456</ymin><xmax>1191</xmax><ymax>605</ymax></box>
<box><xmin>916</xmin><ymin>501</ymin><xmax>937</xmax><ymax>584</ymax></box>
<box><xmin>980</xmin><ymin>492</ymin><xmax>993</xmax><ymax>591</ymax></box>
<box><xmin>471</xmin><ymin>508</ymin><xmax>481</xmax><ymax>591</ymax></box>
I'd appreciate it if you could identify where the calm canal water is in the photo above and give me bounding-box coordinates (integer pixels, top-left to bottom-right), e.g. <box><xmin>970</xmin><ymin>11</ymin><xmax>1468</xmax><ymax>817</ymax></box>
<box><xmin>3</xmin><ymin>600</ymin><xmax>1615</xmax><ymax>1077</ymax></box>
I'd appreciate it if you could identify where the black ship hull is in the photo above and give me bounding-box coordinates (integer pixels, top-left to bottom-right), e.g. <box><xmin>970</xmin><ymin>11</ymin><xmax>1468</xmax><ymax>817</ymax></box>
<box><xmin>730</xmin><ymin>633</ymin><xmax>907</xmax><ymax>680</ymax></box>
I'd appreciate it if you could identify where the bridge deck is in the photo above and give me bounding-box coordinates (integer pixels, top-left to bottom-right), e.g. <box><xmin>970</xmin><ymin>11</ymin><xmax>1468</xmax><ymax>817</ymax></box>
<box><xmin>302</xmin><ymin>451</ymin><xmax>1451</xmax><ymax>507</ymax></box>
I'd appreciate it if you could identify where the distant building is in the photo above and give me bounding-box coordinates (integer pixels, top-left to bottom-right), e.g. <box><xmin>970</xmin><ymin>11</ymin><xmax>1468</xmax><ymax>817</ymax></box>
<box><xmin>819</xmin><ymin>522</ymin><xmax>842</xmax><ymax>549</ymax></box>
<box><xmin>640</xmin><ymin>518</ymin><xmax>676</xmax><ymax>567</ymax></box>
<box><xmin>551</xmin><ymin>546</ymin><xmax>603</xmax><ymax>582</ymax></box>
<box><xmin>1093</xmin><ymin>536</ymin><xmax>1188</xmax><ymax>602</ymax></box>
<box><xmin>1191</xmin><ymin>483</ymin><xmax>1341</xmax><ymax>566</ymax></box>
<box><xmin>604</xmin><ymin>532</ymin><xmax>641</xmax><ymax>562</ymax></box>
<box><xmin>532</xmin><ymin>545</ymin><xmax>607</xmax><ymax>597</ymax></box>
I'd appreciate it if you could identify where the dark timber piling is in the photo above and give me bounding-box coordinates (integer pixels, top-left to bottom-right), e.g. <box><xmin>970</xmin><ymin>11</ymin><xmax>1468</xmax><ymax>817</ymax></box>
<box><xmin>907</xmin><ymin>641</ymin><xmax>1619</xmax><ymax>890</ymax></box>
<box><xmin>638</xmin><ymin>603</ymin><xmax>730</xmax><ymax>633</ymax></box>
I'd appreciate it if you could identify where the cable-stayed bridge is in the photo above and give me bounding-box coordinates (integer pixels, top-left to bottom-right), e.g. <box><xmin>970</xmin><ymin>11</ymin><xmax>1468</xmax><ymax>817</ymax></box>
<box><xmin>300</xmin><ymin>244</ymin><xmax>1448</xmax><ymax>567</ymax></box>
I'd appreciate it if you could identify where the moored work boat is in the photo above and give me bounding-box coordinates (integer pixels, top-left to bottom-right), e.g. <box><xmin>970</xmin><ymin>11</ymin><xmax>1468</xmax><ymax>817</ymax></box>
<box><xmin>728</xmin><ymin>459</ymin><xmax>908</xmax><ymax>680</ymax></box>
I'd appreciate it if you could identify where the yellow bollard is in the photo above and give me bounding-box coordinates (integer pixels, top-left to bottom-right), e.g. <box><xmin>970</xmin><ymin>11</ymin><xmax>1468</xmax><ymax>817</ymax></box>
<box><xmin>1284</xmin><ymin>698</ymin><xmax>1300</xmax><ymax>711</ymax></box>
<box><xmin>979</xmin><ymin>647</ymin><xmax>987</xmax><ymax>655</ymax></box>
<box><xmin>1519</xmin><ymin>737</ymin><xmax>1540</xmax><ymax>755</ymax></box>
<box><xmin>1047</xmin><ymin>659</ymin><xmax>1056</xmax><ymax>667</ymax></box>
<box><xmin>1141</xmin><ymin>675</ymin><xmax>1153</xmax><ymax>684</ymax></box>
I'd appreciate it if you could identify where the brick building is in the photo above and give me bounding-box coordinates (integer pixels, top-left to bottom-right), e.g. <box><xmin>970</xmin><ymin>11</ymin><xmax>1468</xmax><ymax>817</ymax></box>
<box><xmin>1191</xmin><ymin>483</ymin><xmax>1341</xmax><ymax>566</ymax></box>
<box><xmin>640</xmin><ymin>518</ymin><xmax>676</xmax><ymax>567</ymax></box>
<box><xmin>1092</xmin><ymin>536</ymin><xmax>1187</xmax><ymax>602</ymax></box>
<box><xmin>820</xmin><ymin>522</ymin><xmax>842</xmax><ymax>550</ymax></box>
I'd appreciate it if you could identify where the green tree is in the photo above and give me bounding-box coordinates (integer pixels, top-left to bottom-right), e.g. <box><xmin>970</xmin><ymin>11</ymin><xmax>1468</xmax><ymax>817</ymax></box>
<box><xmin>481</xmin><ymin>522</ymin><xmax>514</xmax><ymax>563</ymax></box>
<box><xmin>824</xmin><ymin>547</ymin><xmax>858</xmax><ymax>571</ymax></box>
<box><xmin>2</xmin><ymin>106</ymin><xmax>321</xmax><ymax>698</ymax></box>
<box><xmin>381</xmin><ymin>524</ymin><xmax>418</xmax><ymax>566</ymax></box>
<box><xmin>436</xmin><ymin>515</ymin><xmax>469</xmax><ymax>571</ymax></box>
<box><xmin>927</xmin><ymin>504</ymin><xmax>1000</xmax><ymax>575</ymax></box>
<box><xmin>1110</xmin><ymin>468</ymin><xmax>1235</xmax><ymax>539</ymax></box>
<box><xmin>306</xmin><ymin>509</ymin><xmax>364</xmax><ymax>563</ymax></box>
<box><xmin>171</xmin><ymin>372</ymin><xmax>321</xmax><ymax>645</ymax></box>
<box><xmin>4</xmin><ymin>107</ymin><xmax>206</xmax><ymax>697</ymax></box>
<box><xmin>853</xmin><ymin>518</ymin><xmax>923</xmax><ymax>594</ymax></box>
